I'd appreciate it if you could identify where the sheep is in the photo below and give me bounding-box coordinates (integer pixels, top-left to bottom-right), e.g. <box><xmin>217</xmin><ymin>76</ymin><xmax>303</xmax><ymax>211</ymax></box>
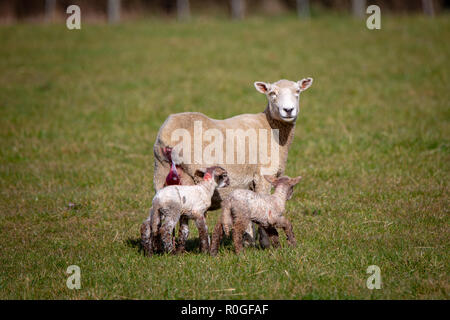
<box><xmin>152</xmin><ymin>77</ymin><xmax>313</xmax><ymax>248</ymax></box>
<box><xmin>141</xmin><ymin>166</ymin><xmax>230</xmax><ymax>255</ymax></box>
<box><xmin>210</xmin><ymin>175</ymin><xmax>302</xmax><ymax>255</ymax></box>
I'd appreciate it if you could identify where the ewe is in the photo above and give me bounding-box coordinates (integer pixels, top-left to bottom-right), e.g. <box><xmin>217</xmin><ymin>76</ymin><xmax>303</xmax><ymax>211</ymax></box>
<box><xmin>153</xmin><ymin>78</ymin><xmax>313</xmax><ymax>248</ymax></box>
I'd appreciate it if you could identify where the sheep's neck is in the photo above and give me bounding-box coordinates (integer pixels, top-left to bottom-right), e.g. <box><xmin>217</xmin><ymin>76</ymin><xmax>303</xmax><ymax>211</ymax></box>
<box><xmin>271</xmin><ymin>186</ymin><xmax>289</xmax><ymax>213</ymax></box>
<box><xmin>198</xmin><ymin>179</ymin><xmax>216</xmax><ymax>199</ymax></box>
<box><xmin>263</xmin><ymin>105</ymin><xmax>296</xmax><ymax>148</ymax></box>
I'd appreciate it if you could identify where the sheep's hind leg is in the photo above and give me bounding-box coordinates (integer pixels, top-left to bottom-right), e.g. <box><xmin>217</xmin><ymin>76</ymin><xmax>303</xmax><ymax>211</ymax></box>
<box><xmin>159</xmin><ymin>211</ymin><xmax>178</xmax><ymax>254</ymax></box>
<box><xmin>253</xmin><ymin>176</ymin><xmax>272</xmax><ymax>248</ymax></box>
<box><xmin>232</xmin><ymin>217</ymin><xmax>249</xmax><ymax>254</ymax></box>
<box><xmin>265</xmin><ymin>226</ymin><xmax>280</xmax><ymax>248</ymax></box>
<box><xmin>257</xmin><ymin>226</ymin><xmax>271</xmax><ymax>249</ymax></box>
<box><xmin>176</xmin><ymin>215</ymin><xmax>189</xmax><ymax>254</ymax></box>
<box><xmin>243</xmin><ymin>223</ymin><xmax>256</xmax><ymax>247</ymax></box>
<box><xmin>140</xmin><ymin>218</ymin><xmax>152</xmax><ymax>256</ymax></box>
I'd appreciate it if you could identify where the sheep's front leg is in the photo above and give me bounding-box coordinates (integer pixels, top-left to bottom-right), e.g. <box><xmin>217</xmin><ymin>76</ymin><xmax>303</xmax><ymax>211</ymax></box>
<box><xmin>195</xmin><ymin>215</ymin><xmax>210</xmax><ymax>253</ymax></box>
<box><xmin>176</xmin><ymin>215</ymin><xmax>189</xmax><ymax>254</ymax></box>
<box><xmin>275</xmin><ymin>217</ymin><xmax>297</xmax><ymax>247</ymax></box>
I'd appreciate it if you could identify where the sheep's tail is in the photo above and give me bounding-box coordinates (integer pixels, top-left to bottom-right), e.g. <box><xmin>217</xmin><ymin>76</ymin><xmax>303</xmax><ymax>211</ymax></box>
<box><xmin>155</xmin><ymin>140</ymin><xmax>184</xmax><ymax>166</ymax></box>
<box><xmin>221</xmin><ymin>202</ymin><xmax>233</xmax><ymax>236</ymax></box>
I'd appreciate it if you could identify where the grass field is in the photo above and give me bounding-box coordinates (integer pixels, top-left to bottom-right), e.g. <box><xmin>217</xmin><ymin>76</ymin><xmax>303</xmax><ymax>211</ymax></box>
<box><xmin>0</xmin><ymin>14</ymin><xmax>449</xmax><ymax>299</ymax></box>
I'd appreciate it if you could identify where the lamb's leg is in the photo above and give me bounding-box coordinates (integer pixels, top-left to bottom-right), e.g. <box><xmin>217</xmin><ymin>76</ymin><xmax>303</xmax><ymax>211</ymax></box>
<box><xmin>232</xmin><ymin>217</ymin><xmax>249</xmax><ymax>254</ymax></box>
<box><xmin>194</xmin><ymin>215</ymin><xmax>210</xmax><ymax>253</ymax></box>
<box><xmin>265</xmin><ymin>226</ymin><xmax>280</xmax><ymax>248</ymax></box>
<box><xmin>258</xmin><ymin>226</ymin><xmax>271</xmax><ymax>249</ymax></box>
<box><xmin>176</xmin><ymin>215</ymin><xmax>189</xmax><ymax>254</ymax></box>
<box><xmin>159</xmin><ymin>215</ymin><xmax>178</xmax><ymax>253</ymax></box>
<box><xmin>140</xmin><ymin>218</ymin><xmax>152</xmax><ymax>256</ymax></box>
<box><xmin>275</xmin><ymin>217</ymin><xmax>297</xmax><ymax>247</ymax></box>
<box><xmin>253</xmin><ymin>176</ymin><xmax>273</xmax><ymax>248</ymax></box>
<box><xmin>150</xmin><ymin>206</ymin><xmax>163</xmax><ymax>253</ymax></box>
<box><xmin>210</xmin><ymin>222</ymin><xmax>224</xmax><ymax>256</ymax></box>
<box><xmin>243</xmin><ymin>223</ymin><xmax>256</xmax><ymax>248</ymax></box>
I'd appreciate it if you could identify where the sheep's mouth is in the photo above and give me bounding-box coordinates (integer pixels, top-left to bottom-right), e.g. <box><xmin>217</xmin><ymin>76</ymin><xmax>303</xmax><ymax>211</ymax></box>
<box><xmin>280</xmin><ymin>115</ymin><xmax>296</xmax><ymax>122</ymax></box>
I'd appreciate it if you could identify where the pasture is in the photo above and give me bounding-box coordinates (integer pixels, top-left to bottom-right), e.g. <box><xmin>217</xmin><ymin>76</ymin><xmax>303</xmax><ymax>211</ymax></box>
<box><xmin>0</xmin><ymin>14</ymin><xmax>449</xmax><ymax>299</ymax></box>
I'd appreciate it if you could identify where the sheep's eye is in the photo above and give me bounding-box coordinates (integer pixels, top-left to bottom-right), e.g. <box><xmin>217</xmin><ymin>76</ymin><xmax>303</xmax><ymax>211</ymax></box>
<box><xmin>269</xmin><ymin>92</ymin><xmax>277</xmax><ymax>98</ymax></box>
<box><xmin>295</xmin><ymin>90</ymin><xmax>300</xmax><ymax>95</ymax></box>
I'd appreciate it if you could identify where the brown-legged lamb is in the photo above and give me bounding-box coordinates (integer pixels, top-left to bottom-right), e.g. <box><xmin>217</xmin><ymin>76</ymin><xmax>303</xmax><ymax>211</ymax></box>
<box><xmin>153</xmin><ymin>78</ymin><xmax>313</xmax><ymax>247</ymax></box>
<box><xmin>141</xmin><ymin>166</ymin><xmax>229</xmax><ymax>256</ymax></box>
<box><xmin>210</xmin><ymin>175</ymin><xmax>302</xmax><ymax>255</ymax></box>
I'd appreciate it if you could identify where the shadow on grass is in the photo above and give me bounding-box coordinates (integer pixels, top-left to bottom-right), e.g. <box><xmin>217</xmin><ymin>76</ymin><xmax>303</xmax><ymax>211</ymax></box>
<box><xmin>126</xmin><ymin>234</ymin><xmax>235</xmax><ymax>256</ymax></box>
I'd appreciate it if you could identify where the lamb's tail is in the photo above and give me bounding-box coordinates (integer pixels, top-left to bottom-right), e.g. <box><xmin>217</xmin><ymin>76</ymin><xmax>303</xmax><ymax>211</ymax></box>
<box><xmin>221</xmin><ymin>202</ymin><xmax>233</xmax><ymax>236</ymax></box>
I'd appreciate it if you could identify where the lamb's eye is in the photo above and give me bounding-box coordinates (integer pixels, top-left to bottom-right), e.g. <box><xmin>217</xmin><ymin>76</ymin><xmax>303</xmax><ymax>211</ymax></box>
<box><xmin>269</xmin><ymin>92</ymin><xmax>277</xmax><ymax>98</ymax></box>
<box><xmin>295</xmin><ymin>90</ymin><xmax>300</xmax><ymax>95</ymax></box>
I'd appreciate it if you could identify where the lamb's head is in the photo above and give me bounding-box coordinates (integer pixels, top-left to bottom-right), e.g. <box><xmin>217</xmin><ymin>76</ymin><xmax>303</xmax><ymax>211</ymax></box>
<box><xmin>254</xmin><ymin>78</ymin><xmax>313</xmax><ymax>123</ymax></box>
<box><xmin>264</xmin><ymin>175</ymin><xmax>302</xmax><ymax>200</ymax></box>
<box><xmin>195</xmin><ymin>166</ymin><xmax>230</xmax><ymax>188</ymax></box>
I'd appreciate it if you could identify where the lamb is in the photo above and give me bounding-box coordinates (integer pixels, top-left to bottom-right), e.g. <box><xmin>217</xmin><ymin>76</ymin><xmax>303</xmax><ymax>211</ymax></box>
<box><xmin>210</xmin><ymin>175</ymin><xmax>302</xmax><ymax>255</ymax></box>
<box><xmin>141</xmin><ymin>166</ymin><xmax>229</xmax><ymax>255</ymax></box>
<box><xmin>153</xmin><ymin>78</ymin><xmax>313</xmax><ymax>248</ymax></box>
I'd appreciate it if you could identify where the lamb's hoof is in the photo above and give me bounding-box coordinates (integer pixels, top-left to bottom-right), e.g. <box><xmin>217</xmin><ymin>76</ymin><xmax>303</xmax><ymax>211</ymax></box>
<box><xmin>175</xmin><ymin>248</ymin><xmax>186</xmax><ymax>255</ymax></box>
<box><xmin>243</xmin><ymin>234</ymin><xmax>256</xmax><ymax>248</ymax></box>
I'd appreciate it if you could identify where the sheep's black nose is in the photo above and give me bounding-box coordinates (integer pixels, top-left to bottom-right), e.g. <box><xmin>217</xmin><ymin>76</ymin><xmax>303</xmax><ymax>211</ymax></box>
<box><xmin>284</xmin><ymin>107</ymin><xmax>294</xmax><ymax>115</ymax></box>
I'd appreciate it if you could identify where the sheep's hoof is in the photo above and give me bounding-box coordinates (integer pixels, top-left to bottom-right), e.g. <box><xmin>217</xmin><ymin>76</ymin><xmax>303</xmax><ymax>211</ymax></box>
<box><xmin>243</xmin><ymin>233</ymin><xmax>256</xmax><ymax>248</ymax></box>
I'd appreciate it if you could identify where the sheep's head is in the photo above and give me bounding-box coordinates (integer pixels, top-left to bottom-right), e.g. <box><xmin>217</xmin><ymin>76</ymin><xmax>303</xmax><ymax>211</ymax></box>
<box><xmin>264</xmin><ymin>175</ymin><xmax>302</xmax><ymax>200</ymax></box>
<box><xmin>254</xmin><ymin>78</ymin><xmax>313</xmax><ymax>123</ymax></box>
<box><xmin>195</xmin><ymin>166</ymin><xmax>230</xmax><ymax>188</ymax></box>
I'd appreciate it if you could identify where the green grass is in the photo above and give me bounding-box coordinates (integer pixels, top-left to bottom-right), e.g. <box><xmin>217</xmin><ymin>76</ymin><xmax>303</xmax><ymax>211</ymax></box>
<box><xmin>0</xmin><ymin>14</ymin><xmax>449</xmax><ymax>299</ymax></box>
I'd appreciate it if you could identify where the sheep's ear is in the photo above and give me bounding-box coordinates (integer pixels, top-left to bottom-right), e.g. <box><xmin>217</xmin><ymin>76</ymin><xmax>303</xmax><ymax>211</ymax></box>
<box><xmin>263</xmin><ymin>175</ymin><xmax>277</xmax><ymax>185</ymax></box>
<box><xmin>194</xmin><ymin>168</ymin><xmax>206</xmax><ymax>183</ymax></box>
<box><xmin>290</xmin><ymin>176</ymin><xmax>302</xmax><ymax>185</ymax></box>
<box><xmin>298</xmin><ymin>78</ymin><xmax>313</xmax><ymax>92</ymax></box>
<box><xmin>254</xmin><ymin>82</ymin><xmax>270</xmax><ymax>94</ymax></box>
<box><xmin>194</xmin><ymin>168</ymin><xmax>206</xmax><ymax>178</ymax></box>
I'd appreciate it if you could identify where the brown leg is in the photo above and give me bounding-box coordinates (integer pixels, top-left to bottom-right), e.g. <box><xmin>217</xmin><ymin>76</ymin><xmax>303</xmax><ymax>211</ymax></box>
<box><xmin>176</xmin><ymin>215</ymin><xmax>189</xmax><ymax>254</ymax></box>
<box><xmin>195</xmin><ymin>215</ymin><xmax>210</xmax><ymax>253</ymax></box>
<box><xmin>275</xmin><ymin>217</ymin><xmax>297</xmax><ymax>247</ymax></box>
<box><xmin>159</xmin><ymin>216</ymin><xmax>178</xmax><ymax>253</ymax></box>
<box><xmin>140</xmin><ymin>219</ymin><xmax>153</xmax><ymax>256</ymax></box>
<box><xmin>258</xmin><ymin>226</ymin><xmax>271</xmax><ymax>249</ymax></box>
<box><xmin>232</xmin><ymin>217</ymin><xmax>249</xmax><ymax>254</ymax></box>
<box><xmin>265</xmin><ymin>226</ymin><xmax>280</xmax><ymax>248</ymax></box>
<box><xmin>254</xmin><ymin>176</ymin><xmax>272</xmax><ymax>247</ymax></box>
<box><xmin>210</xmin><ymin>222</ymin><xmax>224</xmax><ymax>256</ymax></box>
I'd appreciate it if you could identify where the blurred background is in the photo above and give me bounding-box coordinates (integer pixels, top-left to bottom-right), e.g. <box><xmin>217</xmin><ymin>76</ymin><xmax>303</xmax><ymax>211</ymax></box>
<box><xmin>1</xmin><ymin>0</ymin><xmax>449</xmax><ymax>23</ymax></box>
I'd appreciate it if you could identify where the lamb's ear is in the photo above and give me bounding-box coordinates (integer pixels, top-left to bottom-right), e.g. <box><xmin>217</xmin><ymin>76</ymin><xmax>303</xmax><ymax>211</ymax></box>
<box><xmin>263</xmin><ymin>175</ymin><xmax>277</xmax><ymax>185</ymax></box>
<box><xmin>194</xmin><ymin>168</ymin><xmax>206</xmax><ymax>178</ymax></box>
<box><xmin>290</xmin><ymin>176</ymin><xmax>302</xmax><ymax>185</ymax></box>
<box><xmin>254</xmin><ymin>82</ymin><xmax>270</xmax><ymax>94</ymax></box>
<box><xmin>298</xmin><ymin>78</ymin><xmax>313</xmax><ymax>92</ymax></box>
